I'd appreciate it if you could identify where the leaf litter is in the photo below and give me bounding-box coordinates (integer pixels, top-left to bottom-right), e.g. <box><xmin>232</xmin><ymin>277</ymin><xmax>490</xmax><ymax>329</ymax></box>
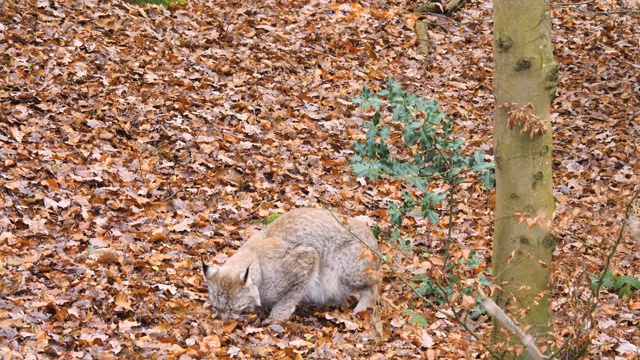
<box><xmin>0</xmin><ymin>0</ymin><xmax>638</xmax><ymax>358</ymax></box>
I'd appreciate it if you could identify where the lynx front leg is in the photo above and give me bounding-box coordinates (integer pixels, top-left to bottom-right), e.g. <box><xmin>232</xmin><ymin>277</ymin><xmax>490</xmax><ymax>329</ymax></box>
<box><xmin>268</xmin><ymin>247</ymin><xmax>319</xmax><ymax>321</ymax></box>
<box><xmin>353</xmin><ymin>285</ymin><xmax>378</xmax><ymax>313</ymax></box>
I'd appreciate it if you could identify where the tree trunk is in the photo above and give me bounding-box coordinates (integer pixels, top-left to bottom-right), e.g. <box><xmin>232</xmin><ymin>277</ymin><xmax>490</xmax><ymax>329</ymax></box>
<box><xmin>492</xmin><ymin>0</ymin><xmax>558</xmax><ymax>357</ymax></box>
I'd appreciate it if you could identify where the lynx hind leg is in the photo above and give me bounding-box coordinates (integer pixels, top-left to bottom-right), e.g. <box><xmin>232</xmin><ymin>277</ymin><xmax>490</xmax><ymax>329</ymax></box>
<box><xmin>351</xmin><ymin>263</ymin><xmax>380</xmax><ymax>314</ymax></box>
<box><xmin>341</xmin><ymin>222</ymin><xmax>381</xmax><ymax>314</ymax></box>
<box><xmin>353</xmin><ymin>284</ymin><xmax>378</xmax><ymax>314</ymax></box>
<box><xmin>268</xmin><ymin>247</ymin><xmax>320</xmax><ymax>321</ymax></box>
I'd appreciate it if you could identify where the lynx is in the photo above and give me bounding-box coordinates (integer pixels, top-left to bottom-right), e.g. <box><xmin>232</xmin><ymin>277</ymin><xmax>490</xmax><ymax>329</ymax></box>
<box><xmin>202</xmin><ymin>208</ymin><xmax>380</xmax><ymax>321</ymax></box>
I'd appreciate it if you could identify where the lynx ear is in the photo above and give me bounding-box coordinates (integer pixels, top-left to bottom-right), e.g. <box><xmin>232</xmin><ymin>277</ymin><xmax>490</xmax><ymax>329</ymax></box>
<box><xmin>240</xmin><ymin>266</ymin><xmax>252</xmax><ymax>285</ymax></box>
<box><xmin>241</xmin><ymin>266</ymin><xmax>261</xmax><ymax>307</ymax></box>
<box><xmin>202</xmin><ymin>257</ymin><xmax>218</xmax><ymax>279</ymax></box>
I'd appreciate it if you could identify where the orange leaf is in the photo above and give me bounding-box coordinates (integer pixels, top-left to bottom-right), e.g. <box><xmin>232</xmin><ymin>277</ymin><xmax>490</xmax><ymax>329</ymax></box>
<box><xmin>115</xmin><ymin>293</ymin><xmax>133</xmax><ymax>311</ymax></box>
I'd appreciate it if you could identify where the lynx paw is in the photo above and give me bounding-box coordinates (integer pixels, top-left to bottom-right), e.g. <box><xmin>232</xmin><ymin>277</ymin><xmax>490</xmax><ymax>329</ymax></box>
<box><xmin>352</xmin><ymin>289</ymin><xmax>376</xmax><ymax>314</ymax></box>
<box><xmin>261</xmin><ymin>317</ymin><xmax>283</xmax><ymax>326</ymax></box>
<box><xmin>352</xmin><ymin>302</ymin><xmax>370</xmax><ymax>314</ymax></box>
<box><xmin>268</xmin><ymin>307</ymin><xmax>295</xmax><ymax>322</ymax></box>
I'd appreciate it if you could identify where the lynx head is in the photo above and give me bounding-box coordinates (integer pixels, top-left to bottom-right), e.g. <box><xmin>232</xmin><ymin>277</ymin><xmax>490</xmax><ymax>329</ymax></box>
<box><xmin>202</xmin><ymin>259</ymin><xmax>261</xmax><ymax>319</ymax></box>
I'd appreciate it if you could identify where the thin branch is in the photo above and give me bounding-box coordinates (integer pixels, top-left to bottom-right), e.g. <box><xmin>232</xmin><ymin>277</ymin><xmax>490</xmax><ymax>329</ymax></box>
<box><xmin>478</xmin><ymin>287</ymin><xmax>549</xmax><ymax>360</ymax></box>
<box><xmin>442</xmin><ymin>187</ymin><xmax>456</xmax><ymax>268</ymax></box>
<box><xmin>584</xmin><ymin>10</ymin><xmax>640</xmax><ymax>15</ymax></box>
<box><xmin>552</xmin><ymin>0</ymin><xmax>595</xmax><ymax>7</ymax></box>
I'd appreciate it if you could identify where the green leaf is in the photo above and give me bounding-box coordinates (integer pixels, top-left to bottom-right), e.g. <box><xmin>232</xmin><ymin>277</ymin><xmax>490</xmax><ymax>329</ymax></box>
<box><xmin>376</xmin><ymin>141</ymin><xmax>390</xmax><ymax>159</ymax></box>
<box><xmin>418</xmin><ymin>127</ymin><xmax>434</xmax><ymax>149</ymax></box>
<box><xmin>472</xmin><ymin>161</ymin><xmax>494</xmax><ymax>171</ymax></box>
<box><xmin>391</xmin><ymin>159</ymin><xmax>419</xmax><ymax>178</ymax></box>
<box><xmin>350</xmin><ymin>162</ymin><xmax>386</xmax><ymax>179</ymax></box>
<box><xmin>373</xmin><ymin>224</ymin><xmax>381</xmax><ymax>240</ymax></box>
<box><xmin>379</xmin><ymin>125</ymin><xmax>391</xmax><ymax>139</ymax></box>
<box><xmin>479</xmin><ymin>170</ymin><xmax>495</xmax><ymax>189</ymax></box>
<box><xmin>361</xmin><ymin>85</ymin><xmax>370</xmax><ymax>100</ymax></box>
<box><xmin>406</xmin><ymin>176</ymin><xmax>429</xmax><ymax>192</ymax></box>
<box><xmin>472</xmin><ymin>151</ymin><xmax>485</xmax><ymax>165</ymax></box>
<box><xmin>478</xmin><ymin>273</ymin><xmax>492</xmax><ymax>287</ymax></box>
<box><xmin>405</xmin><ymin>309</ymin><xmax>429</xmax><ymax>327</ymax></box>
<box><xmin>425</xmin><ymin>209</ymin><xmax>439</xmax><ymax>224</ymax></box>
<box><xmin>615</xmin><ymin>276</ymin><xmax>640</xmax><ymax>290</ymax></box>
<box><xmin>372</xmin><ymin>110</ymin><xmax>381</xmax><ymax>126</ymax></box>
<box><xmin>464</xmin><ymin>254</ymin><xmax>482</xmax><ymax>268</ymax></box>
<box><xmin>442</xmin><ymin>117</ymin><xmax>453</xmax><ymax>131</ymax></box>
<box><xmin>350</xmin><ymin>163</ymin><xmax>368</xmax><ymax>177</ymax></box>
<box><xmin>387</xmin><ymin>79</ymin><xmax>404</xmax><ymax>101</ymax></box>
<box><xmin>434</xmin><ymin>192</ymin><xmax>447</xmax><ymax>205</ymax></box>
<box><xmin>401</xmin><ymin>191</ymin><xmax>414</xmax><ymax>203</ymax></box>
<box><xmin>603</xmin><ymin>270</ymin><xmax>616</xmax><ymax>288</ymax></box>
<box><xmin>446</xmin><ymin>167</ymin><xmax>462</xmax><ymax>181</ymax></box>
<box><xmin>395</xmin><ymin>104</ymin><xmax>414</xmax><ymax>122</ymax></box>
<box><xmin>450</xmin><ymin>138</ymin><xmax>465</xmax><ymax>149</ymax></box>
<box><xmin>402</xmin><ymin>121</ymin><xmax>422</xmax><ymax>146</ymax></box>
<box><xmin>387</xmin><ymin>201</ymin><xmax>403</xmax><ymax>226</ymax></box>
<box><xmin>471</xmin><ymin>151</ymin><xmax>494</xmax><ymax>170</ymax></box>
<box><xmin>588</xmin><ymin>272</ymin><xmax>599</xmax><ymax>290</ymax></box>
<box><xmin>365</xmin><ymin>129</ymin><xmax>377</xmax><ymax>157</ymax></box>
<box><xmin>618</xmin><ymin>286</ymin><xmax>632</xmax><ymax>301</ymax></box>
<box><xmin>258</xmin><ymin>213</ymin><xmax>282</xmax><ymax>225</ymax></box>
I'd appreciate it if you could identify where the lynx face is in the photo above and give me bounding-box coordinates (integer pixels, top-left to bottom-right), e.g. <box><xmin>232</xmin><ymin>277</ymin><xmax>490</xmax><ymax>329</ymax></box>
<box><xmin>203</xmin><ymin>263</ymin><xmax>261</xmax><ymax>319</ymax></box>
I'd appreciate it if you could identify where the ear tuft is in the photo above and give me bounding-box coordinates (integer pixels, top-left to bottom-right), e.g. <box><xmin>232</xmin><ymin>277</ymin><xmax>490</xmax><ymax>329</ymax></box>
<box><xmin>241</xmin><ymin>266</ymin><xmax>252</xmax><ymax>286</ymax></box>
<box><xmin>241</xmin><ymin>266</ymin><xmax>260</xmax><ymax>306</ymax></box>
<box><xmin>202</xmin><ymin>257</ymin><xmax>218</xmax><ymax>279</ymax></box>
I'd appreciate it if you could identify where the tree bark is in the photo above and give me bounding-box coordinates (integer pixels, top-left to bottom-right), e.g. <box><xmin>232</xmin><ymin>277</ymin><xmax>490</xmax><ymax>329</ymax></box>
<box><xmin>492</xmin><ymin>0</ymin><xmax>558</xmax><ymax>357</ymax></box>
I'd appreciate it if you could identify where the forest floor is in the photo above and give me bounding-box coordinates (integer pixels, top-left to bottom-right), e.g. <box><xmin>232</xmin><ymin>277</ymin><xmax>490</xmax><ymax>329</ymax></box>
<box><xmin>1</xmin><ymin>0</ymin><xmax>639</xmax><ymax>358</ymax></box>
